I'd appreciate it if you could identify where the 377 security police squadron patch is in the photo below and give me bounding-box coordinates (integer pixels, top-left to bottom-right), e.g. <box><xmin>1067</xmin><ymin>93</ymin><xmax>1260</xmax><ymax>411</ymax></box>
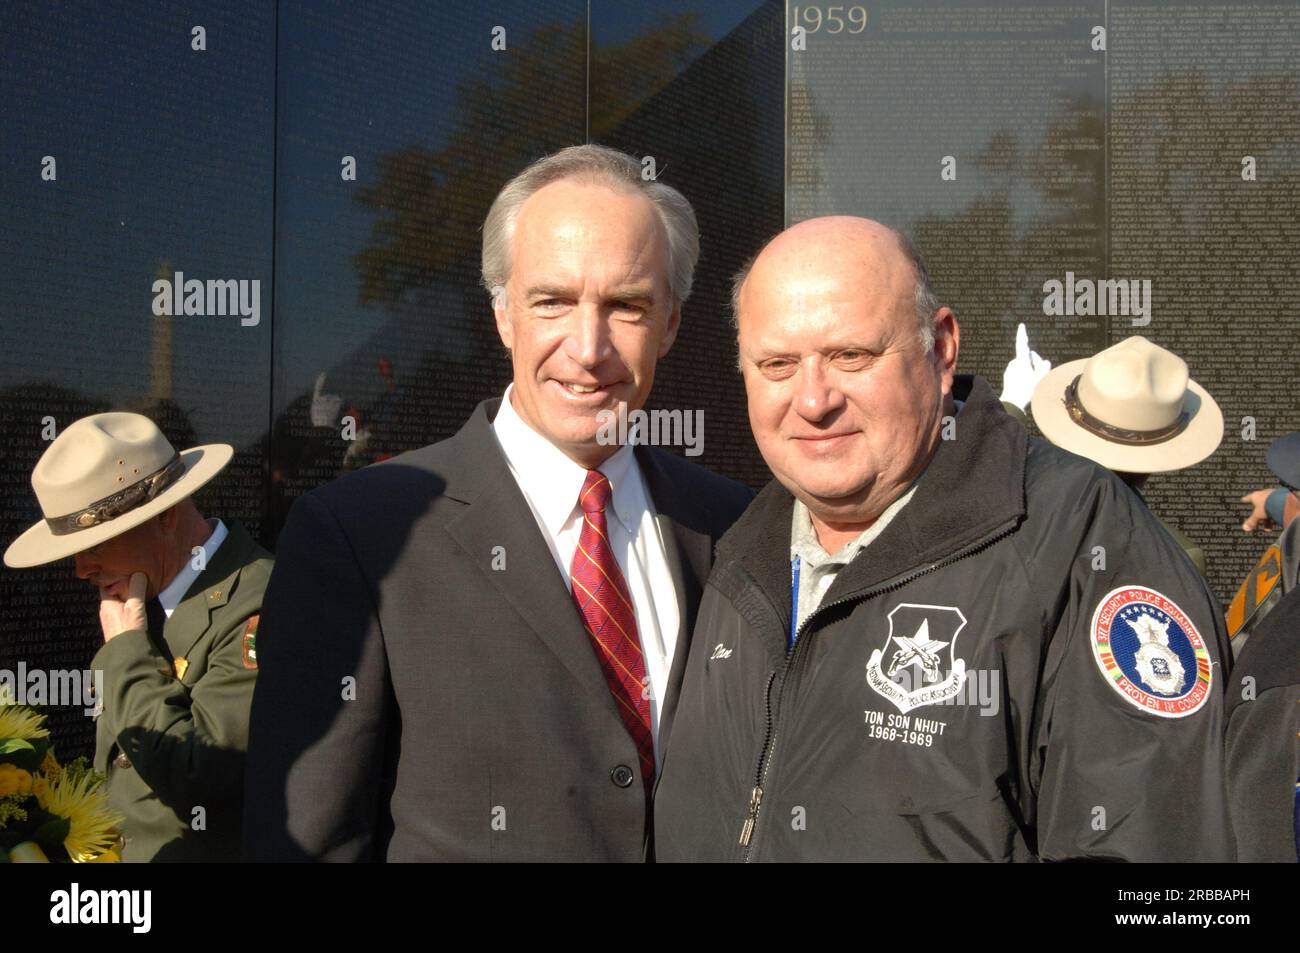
<box><xmin>866</xmin><ymin>603</ymin><xmax>968</xmax><ymax>714</ymax></box>
<box><xmin>1090</xmin><ymin>586</ymin><xmax>1211</xmax><ymax>718</ymax></box>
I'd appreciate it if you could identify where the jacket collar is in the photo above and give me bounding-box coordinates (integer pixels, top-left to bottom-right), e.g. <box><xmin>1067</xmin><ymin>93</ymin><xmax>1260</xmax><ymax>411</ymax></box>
<box><xmin>716</xmin><ymin>375</ymin><xmax>1026</xmax><ymax>632</ymax></box>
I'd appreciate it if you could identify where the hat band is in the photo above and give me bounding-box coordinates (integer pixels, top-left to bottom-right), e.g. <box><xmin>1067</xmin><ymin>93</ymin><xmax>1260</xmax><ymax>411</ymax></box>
<box><xmin>45</xmin><ymin>453</ymin><xmax>187</xmax><ymax>536</ymax></box>
<box><xmin>1063</xmin><ymin>376</ymin><xmax>1190</xmax><ymax>446</ymax></box>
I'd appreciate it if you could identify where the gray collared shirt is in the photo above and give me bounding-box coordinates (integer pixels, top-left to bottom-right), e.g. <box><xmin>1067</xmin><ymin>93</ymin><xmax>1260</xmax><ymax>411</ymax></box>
<box><xmin>789</xmin><ymin>485</ymin><xmax>918</xmax><ymax>640</ymax></box>
<box><xmin>787</xmin><ymin>400</ymin><xmax>961</xmax><ymax>641</ymax></box>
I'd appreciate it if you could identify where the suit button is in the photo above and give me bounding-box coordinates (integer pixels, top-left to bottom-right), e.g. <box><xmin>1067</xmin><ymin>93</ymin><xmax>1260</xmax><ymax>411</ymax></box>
<box><xmin>610</xmin><ymin>765</ymin><xmax>635</xmax><ymax>788</ymax></box>
<box><xmin>114</xmin><ymin>753</ymin><xmax>131</xmax><ymax>770</ymax></box>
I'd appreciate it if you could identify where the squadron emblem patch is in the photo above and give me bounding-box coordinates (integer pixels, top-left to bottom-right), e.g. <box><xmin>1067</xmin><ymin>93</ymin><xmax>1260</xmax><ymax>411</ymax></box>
<box><xmin>866</xmin><ymin>603</ymin><xmax>968</xmax><ymax>714</ymax></box>
<box><xmin>1090</xmin><ymin>585</ymin><xmax>1211</xmax><ymax>718</ymax></box>
<box><xmin>241</xmin><ymin>614</ymin><xmax>259</xmax><ymax>670</ymax></box>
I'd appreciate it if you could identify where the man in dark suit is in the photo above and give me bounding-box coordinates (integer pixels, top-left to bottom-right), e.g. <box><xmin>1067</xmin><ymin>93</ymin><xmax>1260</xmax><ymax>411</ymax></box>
<box><xmin>243</xmin><ymin>145</ymin><xmax>752</xmax><ymax>861</ymax></box>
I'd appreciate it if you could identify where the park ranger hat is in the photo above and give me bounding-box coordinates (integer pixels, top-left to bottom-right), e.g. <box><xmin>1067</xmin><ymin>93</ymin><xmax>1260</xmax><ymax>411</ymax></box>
<box><xmin>3</xmin><ymin>412</ymin><xmax>233</xmax><ymax>568</ymax></box>
<box><xmin>1030</xmin><ymin>335</ymin><xmax>1223</xmax><ymax>474</ymax></box>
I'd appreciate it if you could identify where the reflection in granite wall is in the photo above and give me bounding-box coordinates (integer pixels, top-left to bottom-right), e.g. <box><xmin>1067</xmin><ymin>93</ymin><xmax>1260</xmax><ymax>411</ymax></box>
<box><xmin>1108</xmin><ymin>0</ymin><xmax>1300</xmax><ymax>609</ymax></box>
<box><xmin>597</xmin><ymin>1</ymin><xmax>784</xmax><ymax>489</ymax></box>
<box><xmin>1</xmin><ymin>2</ymin><xmax>276</xmax><ymax>760</ymax></box>
<box><xmin>266</xmin><ymin>1</ymin><xmax>782</xmax><ymax>541</ymax></box>
<box><xmin>265</xmin><ymin>1</ymin><xmax>589</xmax><ymax>543</ymax></box>
<box><xmin>788</xmin><ymin>0</ymin><xmax>1300</xmax><ymax>605</ymax></box>
<box><xmin>788</xmin><ymin>0</ymin><xmax>1107</xmax><ymax>382</ymax></box>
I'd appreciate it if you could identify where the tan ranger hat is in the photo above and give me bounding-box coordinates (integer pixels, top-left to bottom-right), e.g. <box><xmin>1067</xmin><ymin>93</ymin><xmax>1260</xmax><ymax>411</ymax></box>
<box><xmin>4</xmin><ymin>412</ymin><xmax>233</xmax><ymax>568</ymax></box>
<box><xmin>1030</xmin><ymin>336</ymin><xmax>1223</xmax><ymax>474</ymax></box>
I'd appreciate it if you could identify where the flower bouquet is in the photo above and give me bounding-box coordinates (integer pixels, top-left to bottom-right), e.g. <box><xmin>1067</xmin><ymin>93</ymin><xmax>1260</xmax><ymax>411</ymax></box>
<box><xmin>0</xmin><ymin>693</ymin><xmax>122</xmax><ymax>862</ymax></box>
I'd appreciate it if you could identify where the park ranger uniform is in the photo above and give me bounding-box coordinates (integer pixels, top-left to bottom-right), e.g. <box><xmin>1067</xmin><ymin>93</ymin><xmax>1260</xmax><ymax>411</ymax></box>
<box><xmin>655</xmin><ymin>375</ymin><xmax>1234</xmax><ymax>862</ymax></box>
<box><xmin>92</xmin><ymin>520</ymin><xmax>272</xmax><ymax>862</ymax></box>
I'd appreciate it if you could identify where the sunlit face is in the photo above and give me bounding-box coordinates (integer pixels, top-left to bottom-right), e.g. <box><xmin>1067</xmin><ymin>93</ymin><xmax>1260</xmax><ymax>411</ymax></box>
<box><xmin>72</xmin><ymin>516</ymin><xmax>165</xmax><ymax>599</ymax></box>
<box><xmin>494</xmin><ymin>179</ymin><xmax>680</xmax><ymax>467</ymax></box>
<box><xmin>737</xmin><ymin>227</ymin><xmax>957</xmax><ymax>526</ymax></box>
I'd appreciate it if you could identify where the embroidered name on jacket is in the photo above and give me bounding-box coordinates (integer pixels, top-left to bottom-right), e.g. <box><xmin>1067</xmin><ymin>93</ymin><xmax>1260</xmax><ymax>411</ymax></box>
<box><xmin>866</xmin><ymin>603</ymin><xmax>968</xmax><ymax>715</ymax></box>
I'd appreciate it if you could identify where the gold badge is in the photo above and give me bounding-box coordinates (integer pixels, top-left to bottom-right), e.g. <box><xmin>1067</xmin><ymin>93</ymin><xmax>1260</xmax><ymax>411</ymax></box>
<box><xmin>173</xmin><ymin>657</ymin><xmax>189</xmax><ymax>681</ymax></box>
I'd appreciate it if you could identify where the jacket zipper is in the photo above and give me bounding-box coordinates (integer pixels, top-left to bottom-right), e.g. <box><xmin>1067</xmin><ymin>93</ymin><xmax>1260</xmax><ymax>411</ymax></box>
<box><xmin>738</xmin><ymin>670</ymin><xmax>778</xmax><ymax>850</ymax></box>
<box><xmin>736</xmin><ymin>519</ymin><xmax>1019</xmax><ymax>861</ymax></box>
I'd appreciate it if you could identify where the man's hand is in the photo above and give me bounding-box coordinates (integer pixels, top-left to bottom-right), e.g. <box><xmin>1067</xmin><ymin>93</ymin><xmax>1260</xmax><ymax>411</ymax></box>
<box><xmin>1000</xmin><ymin>322</ymin><xmax>1052</xmax><ymax>412</ymax></box>
<box><xmin>98</xmin><ymin>571</ymin><xmax>148</xmax><ymax>642</ymax></box>
<box><xmin>1239</xmin><ymin>488</ymin><xmax>1276</xmax><ymax>532</ymax></box>
<box><xmin>310</xmin><ymin>371</ymin><xmax>343</xmax><ymax>428</ymax></box>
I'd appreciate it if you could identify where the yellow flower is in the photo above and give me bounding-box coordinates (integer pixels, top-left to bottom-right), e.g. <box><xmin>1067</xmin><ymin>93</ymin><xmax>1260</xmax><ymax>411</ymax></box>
<box><xmin>38</xmin><ymin>770</ymin><xmax>122</xmax><ymax>863</ymax></box>
<box><xmin>0</xmin><ymin>765</ymin><xmax>34</xmax><ymax>797</ymax></box>
<box><xmin>40</xmin><ymin>750</ymin><xmax>60</xmax><ymax>780</ymax></box>
<box><xmin>0</xmin><ymin>704</ymin><xmax>49</xmax><ymax>742</ymax></box>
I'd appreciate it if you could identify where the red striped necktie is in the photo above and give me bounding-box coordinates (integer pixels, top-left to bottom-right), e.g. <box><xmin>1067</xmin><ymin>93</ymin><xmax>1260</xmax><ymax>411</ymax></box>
<box><xmin>569</xmin><ymin>469</ymin><xmax>655</xmax><ymax>801</ymax></box>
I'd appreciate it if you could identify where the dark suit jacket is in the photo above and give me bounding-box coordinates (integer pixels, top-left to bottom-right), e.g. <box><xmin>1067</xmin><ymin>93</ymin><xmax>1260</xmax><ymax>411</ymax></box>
<box><xmin>1226</xmin><ymin>586</ymin><xmax>1300</xmax><ymax>862</ymax></box>
<box><xmin>243</xmin><ymin>398</ymin><xmax>752</xmax><ymax>861</ymax></box>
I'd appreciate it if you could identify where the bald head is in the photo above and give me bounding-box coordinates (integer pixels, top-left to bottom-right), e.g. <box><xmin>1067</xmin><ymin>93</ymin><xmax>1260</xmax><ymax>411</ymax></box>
<box><xmin>732</xmin><ymin>217</ymin><xmax>937</xmax><ymax>351</ymax></box>
<box><xmin>733</xmin><ymin>215</ymin><xmax>959</xmax><ymax>544</ymax></box>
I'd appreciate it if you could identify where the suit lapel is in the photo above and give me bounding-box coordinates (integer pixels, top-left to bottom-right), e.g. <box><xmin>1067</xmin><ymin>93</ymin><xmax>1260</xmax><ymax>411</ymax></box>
<box><xmin>436</xmin><ymin>405</ymin><xmax>718</xmax><ymax>734</ymax></box>
<box><xmin>441</xmin><ymin>402</ymin><xmax>617</xmax><ymax>707</ymax></box>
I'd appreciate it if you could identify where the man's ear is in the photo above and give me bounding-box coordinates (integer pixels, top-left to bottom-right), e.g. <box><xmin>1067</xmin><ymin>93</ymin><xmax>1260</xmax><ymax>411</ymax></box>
<box><xmin>658</xmin><ymin>302</ymin><xmax>682</xmax><ymax>358</ymax></box>
<box><xmin>933</xmin><ymin>307</ymin><xmax>960</xmax><ymax>392</ymax></box>
<box><xmin>157</xmin><ymin>506</ymin><xmax>180</xmax><ymax>536</ymax></box>
<box><xmin>493</xmin><ymin>285</ymin><xmax>514</xmax><ymax>351</ymax></box>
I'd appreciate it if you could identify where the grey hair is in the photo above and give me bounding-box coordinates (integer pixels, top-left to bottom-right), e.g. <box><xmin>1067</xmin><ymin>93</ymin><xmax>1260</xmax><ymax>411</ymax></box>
<box><xmin>480</xmin><ymin>144</ymin><xmax>700</xmax><ymax>306</ymax></box>
<box><xmin>730</xmin><ymin>229</ymin><xmax>940</xmax><ymax>351</ymax></box>
<box><xmin>896</xmin><ymin>233</ymin><xmax>938</xmax><ymax>352</ymax></box>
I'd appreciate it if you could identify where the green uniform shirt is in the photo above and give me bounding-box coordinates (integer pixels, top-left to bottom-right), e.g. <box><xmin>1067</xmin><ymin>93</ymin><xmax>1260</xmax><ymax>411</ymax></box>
<box><xmin>91</xmin><ymin>521</ymin><xmax>273</xmax><ymax>862</ymax></box>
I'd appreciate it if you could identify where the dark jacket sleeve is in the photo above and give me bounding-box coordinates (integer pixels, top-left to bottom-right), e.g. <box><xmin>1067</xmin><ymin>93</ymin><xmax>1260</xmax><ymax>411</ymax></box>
<box><xmin>1225</xmin><ymin>588</ymin><xmax>1300</xmax><ymax>862</ymax></box>
<box><xmin>243</xmin><ymin>490</ymin><xmax>393</xmax><ymax>861</ymax></box>
<box><xmin>1265</xmin><ymin>487</ymin><xmax>1290</xmax><ymax>527</ymax></box>
<box><xmin>92</xmin><ymin>611</ymin><xmax>257</xmax><ymax>808</ymax></box>
<box><xmin>1029</xmin><ymin>473</ymin><xmax>1235</xmax><ymax>861</ymax></box>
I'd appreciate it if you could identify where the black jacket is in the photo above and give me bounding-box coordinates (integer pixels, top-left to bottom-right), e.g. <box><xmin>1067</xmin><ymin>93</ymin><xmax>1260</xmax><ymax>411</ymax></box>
<box><xmin>655</xmin><ymin>376</ymin><xmax>1234</xmax><ymax>862</ymax></box>
<box><xmin>1225</xmin><ymin>586</ymin><xmax>1300</xmax><ymax>862</ymax></box>
<box><xmin>244</xmin><ymin>398</ymin><xmax>752</xmax><ymax>861</ymax></box>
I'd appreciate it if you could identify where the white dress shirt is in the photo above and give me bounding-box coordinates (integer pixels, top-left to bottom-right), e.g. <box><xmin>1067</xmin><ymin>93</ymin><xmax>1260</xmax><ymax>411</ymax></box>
<box><xmin>157</xmin><ymin>518</ymin><xmax>227</xmax><ymax>618</ymax></box>
<box><xmin>492</xmin><ymin>386</ymin><xmax>680</xmax><ymax>766</ymax></box>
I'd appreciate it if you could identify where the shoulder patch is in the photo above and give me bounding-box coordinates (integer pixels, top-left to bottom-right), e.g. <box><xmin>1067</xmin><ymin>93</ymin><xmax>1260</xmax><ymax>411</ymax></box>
<box><xmin>241</xmin><ymin>614</ymin><xmax>259</xmax><ymax>670</ymax></box>
<box><xmin>1090</xmin><ymin>585</ymin><xmax>1212</xmax><ymax>718</ymax></box>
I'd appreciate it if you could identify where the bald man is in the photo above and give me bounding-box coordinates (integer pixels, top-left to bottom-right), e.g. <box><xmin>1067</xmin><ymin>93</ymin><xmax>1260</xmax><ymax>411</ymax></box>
<box><xmin>654</xmin><ymin>217</ymin><xmax>1234</xmax><ymax>862</ymax></box>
